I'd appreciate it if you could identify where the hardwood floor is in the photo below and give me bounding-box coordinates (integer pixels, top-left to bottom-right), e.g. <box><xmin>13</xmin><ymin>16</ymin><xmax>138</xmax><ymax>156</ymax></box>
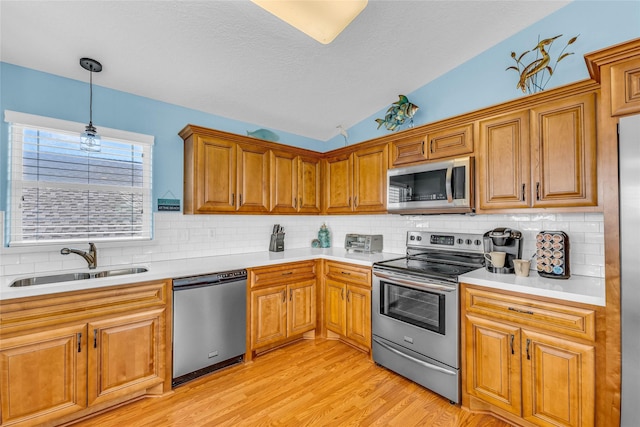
<box><xmin>71</xmin><ymin>339</ymin><xmax>508</xmax><ymax>427</ymax></box>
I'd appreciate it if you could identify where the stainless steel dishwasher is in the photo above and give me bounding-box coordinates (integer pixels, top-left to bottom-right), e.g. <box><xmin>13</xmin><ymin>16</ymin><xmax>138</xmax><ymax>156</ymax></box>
<box><xmin>172</xmin><ymin>269</ymin><xmax>247</xmax><ymax>387</ymax></box>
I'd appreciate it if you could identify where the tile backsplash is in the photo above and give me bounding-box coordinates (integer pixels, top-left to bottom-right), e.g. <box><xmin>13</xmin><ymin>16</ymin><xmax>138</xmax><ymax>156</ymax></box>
<box><xmin>0</xmin><ymin>211</ymin><xmax>605</xmax><ymax>278</ymax></box>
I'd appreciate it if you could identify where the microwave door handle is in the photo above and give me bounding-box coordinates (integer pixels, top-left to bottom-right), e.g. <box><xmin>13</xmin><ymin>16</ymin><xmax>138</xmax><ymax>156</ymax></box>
<box><xmin>445</xmin><ymin>164</ymin><xmax>453</xmax><ymax>202</ymax></box>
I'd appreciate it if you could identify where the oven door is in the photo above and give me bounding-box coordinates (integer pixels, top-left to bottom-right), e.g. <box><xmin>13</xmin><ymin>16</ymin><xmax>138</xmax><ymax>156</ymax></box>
<box><xmin>372</xmin><ymin>269</ymin><xmax>459</xmax><ymax>369</ymax></box>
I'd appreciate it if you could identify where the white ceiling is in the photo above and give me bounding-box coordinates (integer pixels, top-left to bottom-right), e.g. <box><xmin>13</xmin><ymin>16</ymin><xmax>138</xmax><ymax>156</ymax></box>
<box><xmin>0</xmin><ymin>0</ymin><xmax>571</xmax><ymax>141</ymax></box>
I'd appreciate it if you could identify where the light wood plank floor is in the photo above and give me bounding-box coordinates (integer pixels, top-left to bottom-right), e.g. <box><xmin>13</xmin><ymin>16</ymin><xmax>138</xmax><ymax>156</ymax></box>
<box><xmin>72</xmin><ymin>339</ymin><xmax>509</xmax><ymax>427</ymax></box>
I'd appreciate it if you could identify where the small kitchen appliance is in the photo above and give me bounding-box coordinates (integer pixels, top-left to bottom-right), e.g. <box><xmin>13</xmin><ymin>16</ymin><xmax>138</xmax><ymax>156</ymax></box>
<box><xmin>344</xmin><ymin>234</ymin><xmax>383</xmax><ymax>253</ymax></box>
<box><xmin>483</xmin><ymin>228</ymin><xmax>523</xmax><ymax>274</ymax></box>
<box><xmin>535</xmin><ymin>231</ymin><xmax>570</xmax><ymax>279</ymax></box>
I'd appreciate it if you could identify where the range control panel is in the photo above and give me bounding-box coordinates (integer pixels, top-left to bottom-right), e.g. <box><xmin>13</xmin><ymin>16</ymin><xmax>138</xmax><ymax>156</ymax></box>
<box><xmin>407</xmin><ymin>231</ymin><xmax>483</xmax><ymax>252</ymax></box>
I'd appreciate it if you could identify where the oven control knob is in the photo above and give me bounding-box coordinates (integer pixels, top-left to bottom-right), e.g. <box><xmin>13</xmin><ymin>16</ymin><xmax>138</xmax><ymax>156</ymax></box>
<box><xmin>465</xmin><ymin>239</ymin><xmax>472</xmax><ymax>245</ymax></box>
<box><xmin>416</xmin><ymin>236</ymin><xmax>422</xmax><ymax>241</ymax></box>
<box><xmin>409</xmin><ymin>235</ymin><xmax>415</xmax><ymax>240</ymax></box>
<box><xmin>474</xmin><ymin>239</ymin><xmax>482</xmax><ymax>246</ymax></box>
<box><xmin>457</xmin><ymin>238</ymin><xmax>464</xmax><ymax>244</ymax></box>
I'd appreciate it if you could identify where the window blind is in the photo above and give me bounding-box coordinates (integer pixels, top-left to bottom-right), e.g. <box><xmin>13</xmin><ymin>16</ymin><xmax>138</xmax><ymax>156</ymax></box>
<box><xmin>5</xmin><ymin>111</ymin><xmax>154</xmax><ymax>246</ymax></box>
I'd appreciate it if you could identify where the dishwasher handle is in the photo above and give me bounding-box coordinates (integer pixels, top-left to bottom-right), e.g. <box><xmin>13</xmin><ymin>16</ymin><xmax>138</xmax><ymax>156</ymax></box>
<box><xmin>173</xmin><ymin>269</ymin><xmax>247</xmax><ymax>290</ymax></box>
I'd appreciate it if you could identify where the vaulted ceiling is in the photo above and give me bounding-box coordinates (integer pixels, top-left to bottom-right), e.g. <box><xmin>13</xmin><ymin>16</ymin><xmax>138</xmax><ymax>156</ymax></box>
<box><xmin>0</xmin><ymin>1</ymin><xmax>570</xmax><ymax>141</ymax></box>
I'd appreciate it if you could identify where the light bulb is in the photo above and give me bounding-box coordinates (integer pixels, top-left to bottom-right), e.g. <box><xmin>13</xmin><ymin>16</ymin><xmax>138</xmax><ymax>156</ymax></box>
<box><xmin>80</xmin><ymin>123</ymin><xmax>101</xmax><ymax>152</ymax></box>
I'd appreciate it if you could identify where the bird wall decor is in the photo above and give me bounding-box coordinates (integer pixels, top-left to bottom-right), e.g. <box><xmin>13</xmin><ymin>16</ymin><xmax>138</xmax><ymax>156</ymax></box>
<box><xmin>507</xmin><ymin>34</ymin><xmax>578</xmax><ymax>94</ymax></box>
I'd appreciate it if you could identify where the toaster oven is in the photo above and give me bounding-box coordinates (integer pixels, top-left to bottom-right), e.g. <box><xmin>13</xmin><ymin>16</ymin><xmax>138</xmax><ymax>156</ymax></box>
<box><xmin>344</xmin><ymin>234</ymin><xmax>383</xmax><ymax>253</ymax></box>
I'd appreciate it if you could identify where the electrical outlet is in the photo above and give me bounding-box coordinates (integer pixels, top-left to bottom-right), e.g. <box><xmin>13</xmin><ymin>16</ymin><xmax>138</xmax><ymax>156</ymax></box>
<box><xmin>208</xmin><ymin>228</ymin><xmax>216</xmax><ymax>238</ymax></box>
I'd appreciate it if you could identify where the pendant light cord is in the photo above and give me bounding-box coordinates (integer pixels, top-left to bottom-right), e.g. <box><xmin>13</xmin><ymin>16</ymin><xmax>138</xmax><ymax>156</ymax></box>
<box><xmin>89</xmin><ymin>67</ymin><xmax>94</xmax><ymax>126</ymax></box>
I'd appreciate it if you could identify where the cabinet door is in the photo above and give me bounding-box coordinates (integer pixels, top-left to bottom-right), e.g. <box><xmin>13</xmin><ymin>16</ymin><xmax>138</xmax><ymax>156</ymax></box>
<box><xmin>478</xmin><ymin>110</ymin><xmax>531</xmax><ymax>210</ymax></box>
<box><xmin>325</xmin><ymin>279</ymin><xmax>347</xmax><ymax>335</ymax></box>
<box><xmin>0</xmin><ymin>324</ymin><xmax>87</xmax><ymax>426</ymax></box>
<box><xmin>353</xmin><ymin>144</ymin><xmax>388</xmax><ymax>212</ymax></box>
<box><xmin>270</xmin><ymin>149</ymin><xmax>297</xmax><ymax>213</ymax></box>
<box><xmin>390</xmin><ymin>136</ymin><xmax>427</xmax><ymax>167</ymax></box>
<box><xmin>425</xmin><ymin>123</ymin><xmax>474</xmax><ymax>160</ymax></box>
<box><xmin>237</xmin><ymin>143</ymin><xmax>270</xmax><ymax>213</ymax></box>
<box><xmin>530</xmin><ymin>93</ymin><xmax>597</xmax><ymax>208</ymax></box>
<box><xmin>196</xmin><ymin>137</ymin><xmax>236</xmax><ymax>212</ymax></box>
<box><xmin>521</xmin><ymin>329</ymin><xmax>595</xmax><ymax>427</ymax></box>
<box><xmin>251</xmin><ymin>286</ymin><xmax>287</xmax><ymax>348</ymax></box>
<box><xmin>324</xmin><ymin>154</ymin><xmax>353</xmax><ymax>213</ymax></box>
<box><xmin>346</xmin><ymin>284</ymin><xmax>371</xmax><ymax>348</ymax></box>
<box><xmin>88</xmin><ymin>309</ymin><xmax>164</xmax><ymax>406</ymax></box>
<box><xmin>288</xmin><ymin>280</ymin><xmax>317</xmax><ymax>336</ymax></box>
<box><xmin>298</xmin><ymin>155</ymin><xmax>321</xmax><ymax>213</ymax></box>
<box><xmin>465</xmin><ymin>315</ymin><xmax>522</xmax><ymax>416</ymax></box>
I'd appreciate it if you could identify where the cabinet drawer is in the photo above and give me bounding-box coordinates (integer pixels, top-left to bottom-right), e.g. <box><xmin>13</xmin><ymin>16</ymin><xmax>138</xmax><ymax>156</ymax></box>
<box><xmin>464</xmin><ymin>287</ymin><xmax>595</xmax><ymax>341</ymax></box>
<box><xmin>325</xmin><ymin>262</ymin><xmax>371</xmax><ymax>287</ymax></box>
<box><xmin>249</xmin><ymin>261</ymin><xmax>316</xmax><ymax>288</ymax></box>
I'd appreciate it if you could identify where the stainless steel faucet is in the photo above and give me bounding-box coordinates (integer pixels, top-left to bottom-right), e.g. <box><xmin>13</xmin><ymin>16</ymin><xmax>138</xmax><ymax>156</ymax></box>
<box><xmin>60</xmin><ymin>243</ymin><xmax>98</xmax><ymax>269</ymax></box>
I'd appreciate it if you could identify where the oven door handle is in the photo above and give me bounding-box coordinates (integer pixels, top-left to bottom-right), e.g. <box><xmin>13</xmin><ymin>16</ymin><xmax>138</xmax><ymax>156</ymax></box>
<box><xmin>373</xmin><ymin>271</ymin><xmax>456</xmax><ymax>292</ymax></box>
<box><xmin>373</xmin><ymin>337</ymin><xmax>457</xmax><ymax>376</ymax></box>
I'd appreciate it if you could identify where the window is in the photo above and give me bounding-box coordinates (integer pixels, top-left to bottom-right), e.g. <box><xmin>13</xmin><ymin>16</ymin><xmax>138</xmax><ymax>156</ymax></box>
<box><xmin>5</xmin><ymin>111</ymin><xmax>154</xmax><ymax>246</ymax></box>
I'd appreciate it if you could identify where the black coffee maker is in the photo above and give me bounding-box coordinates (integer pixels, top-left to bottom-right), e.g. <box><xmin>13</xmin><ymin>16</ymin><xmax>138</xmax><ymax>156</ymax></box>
<box><xmin>483</xmin><ymin>228</ymin><xmax>523</xmax><ymax>274</ymax></box>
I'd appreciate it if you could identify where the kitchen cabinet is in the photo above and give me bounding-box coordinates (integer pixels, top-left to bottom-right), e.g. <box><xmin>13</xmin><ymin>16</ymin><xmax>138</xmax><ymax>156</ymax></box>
<box><xmin>478</xmin><ymin>93</ymin><xmax>597</xmax><ymax>210</ymax></box>
<box><xmin>462</xmin><ymin>284</ymin><xmax>596</xmax><ymax>427</ymax></box>
<box><xmin>181</xmin><ymin>125</ymin><xmax>322</xmax><ymax>215</ymax></box>
<box><xmin>323</xmin><ymin>261</ymin><xmax>372</xmax><ymax>351</ymax></box>
<box><xmin>0</xmin><ymin>280</ymin><xmax>170</xmax><ymax>427</ymax></box>
<box><xmin>610</xmin><ymin>56</ymin><xmax>640</xmax><ymax>116</ymax></box>
<box><xmin>390</xmin><ymin>123</ymin><xmax>474</xmax><ymax>167</ymax></box>
<box><xmin>248</xmin><ymin>261</ymin><xmax>317</xmax><ymax>359</ymax></box>
<box><xmin>270</xmin><ymin>150</ymin><xmax>321</xmax><ymax>214</ymax></box>
<box><xmin>324</xmin><ymin>143</ymin><xmax>388</xmax><ymax>213</ymax></box>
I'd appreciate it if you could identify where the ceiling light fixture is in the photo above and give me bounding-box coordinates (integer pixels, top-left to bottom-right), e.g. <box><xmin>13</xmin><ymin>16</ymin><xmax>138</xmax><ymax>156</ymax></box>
<box><xmin>79</xmin><ymin>57</ymin><xmax>102</xmax><ymax>152</ymax></box>
<box><xmin>251</xmin><ymin>0</ymin><xmax>368</xmax><ymax>45</ymax></box>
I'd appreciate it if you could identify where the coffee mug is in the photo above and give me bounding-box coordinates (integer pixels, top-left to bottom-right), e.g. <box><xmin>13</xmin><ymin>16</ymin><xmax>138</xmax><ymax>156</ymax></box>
<box><xmin>484</xmin><ymin>251</ymin><xmax>506</xmax><ymax>268</ymax></box>
<box><xmin>514</xmin><ymin>259</ymin><xmax>531</xmax><ymax>277</ymax></box>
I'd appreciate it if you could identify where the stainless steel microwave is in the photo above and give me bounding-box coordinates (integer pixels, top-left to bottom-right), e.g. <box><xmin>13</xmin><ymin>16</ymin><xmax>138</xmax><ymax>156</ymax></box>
<box><xmin>387</xmin><ymin>157</ymin><xmax>474</xmax><ymax>214</ymax></box>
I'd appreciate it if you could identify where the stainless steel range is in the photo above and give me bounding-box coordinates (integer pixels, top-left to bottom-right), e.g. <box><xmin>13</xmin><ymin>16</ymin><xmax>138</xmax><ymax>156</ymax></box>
<box><xmin>372</xmin><ymin>231</ymin><xmax>484</xmax><ymax>403</ymax></box>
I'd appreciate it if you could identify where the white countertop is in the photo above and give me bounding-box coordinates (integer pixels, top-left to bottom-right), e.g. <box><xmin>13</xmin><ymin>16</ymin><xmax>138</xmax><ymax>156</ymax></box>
<box><xmin>459</xmin><ymin>268</ymin><xmax>606</xmax><ymax>307</ymax></box>
<box><xmin>1</xmin><ymin>249</ymin><xmax>606</xmax><ymax>307</ymax></box>
<box><xmin>0</xmin><ymin>248</ymin><xmax>404</xmax><ymax>301</ymax></box>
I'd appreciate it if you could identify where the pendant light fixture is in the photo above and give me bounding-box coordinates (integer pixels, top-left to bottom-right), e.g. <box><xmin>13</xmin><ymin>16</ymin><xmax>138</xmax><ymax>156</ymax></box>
<box><xmin>79</xmin><ymin>57</ymin><xmax>102</xmax><ymax>152</ymax></box>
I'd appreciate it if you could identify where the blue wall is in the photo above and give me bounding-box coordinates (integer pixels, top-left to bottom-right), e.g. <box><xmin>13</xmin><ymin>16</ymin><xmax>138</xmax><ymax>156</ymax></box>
<box><xmin>2</xmin><ymin>0</ymin><xmax>639</xmax><ymax>212</ymax></box>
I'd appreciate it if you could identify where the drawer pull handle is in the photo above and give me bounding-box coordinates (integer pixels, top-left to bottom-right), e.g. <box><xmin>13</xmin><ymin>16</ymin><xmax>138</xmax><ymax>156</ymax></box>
<box><xmin>526</xmin><ymin>338</ymin><xmax>531</xmax><ymax>360</ymax></box>
<box><xmin>341</xmin><ymin>271</ymin><xmax>351</xmax><ymax>275</ymax></box>
<box><xmin>282</xmin><ymin>271</ymin><xmax>293</xmax><ymax>276</ymax></box>
<box><xmin>510</xmin><ymin>334</ymin><xmax>515</xmax><ymax>355</ymax></box>
<box><xmin>508</xmin><ymin>307</ymin><xmax>534</xmax><ymax>315</ymax></box>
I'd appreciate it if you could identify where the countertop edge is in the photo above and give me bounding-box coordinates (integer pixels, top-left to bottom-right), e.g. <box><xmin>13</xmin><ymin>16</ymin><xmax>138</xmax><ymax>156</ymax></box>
<box><xmin>459</xmin><ymin>268</ymin><xmax>606</xmax><ymax>307</ymax></box>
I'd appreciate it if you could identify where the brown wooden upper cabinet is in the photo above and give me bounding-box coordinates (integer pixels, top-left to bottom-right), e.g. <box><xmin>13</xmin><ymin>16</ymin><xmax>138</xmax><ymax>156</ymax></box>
<box><xmin>181</xmin><ymin>125</ymin><xmax>320</xmax><ymax>214</ymax></box>
<box><xmin>477</xmin><ymin>92</ymin><xmax>597</xmax><ymax>210</ymax></box>
<box><xmin>324</xmin><ymin>143</ymin><xmax>388</xmax><ymax>213</ymax></box>
<box><xmin>270</xmin><ymin>150</ymin><xmax>321</xmax><ymax>214</ymax></box>
<box><xmin>390</xmin><ymin>123</ymin><xmax>473</xmax><ymax>167</ymax></box>
<box><xmin>182</xmin><ymin>134</ymin><xmax>269</xmax><ymax>214</ymax></box>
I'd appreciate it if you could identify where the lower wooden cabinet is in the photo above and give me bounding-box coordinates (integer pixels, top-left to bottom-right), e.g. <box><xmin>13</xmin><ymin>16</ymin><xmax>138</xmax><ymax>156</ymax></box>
<box><xmin>323</xmin><ymin>261</ymin><xmax>372</xmax><ymax>352</ymax></box>
<box><xmin>248</xmin><ymin>261</ymin><xmax>317</xmax><ymax>359</ymax></box>
<box><xmin>0</xmin><ymin>280</ymin><xmax>170</xmax><ymax>427</ymax></box>
<box><xmin>462</xmin><ymin>284</ymin><xmax>596</xmax><ymax>427</ymax></box>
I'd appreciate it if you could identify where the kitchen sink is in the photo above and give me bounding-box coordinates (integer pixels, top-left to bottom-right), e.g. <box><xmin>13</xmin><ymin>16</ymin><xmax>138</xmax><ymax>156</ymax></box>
<box><xmin>10</xmin><ymin>267</ymin><xmax>148</xmax><ymax>287</ymax></box>
<box><xmin>91</xmin><ymin>267</ymin><xmax>148</xmax><ymax>278</ymax></box>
